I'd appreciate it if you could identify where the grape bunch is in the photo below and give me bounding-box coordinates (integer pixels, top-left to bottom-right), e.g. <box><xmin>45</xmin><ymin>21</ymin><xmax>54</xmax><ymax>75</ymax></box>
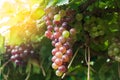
<box><xmin>5</xmin><ymin>43</ymin><xmax>34</xmax><ymax>66</ymax></box>
<box><xmin>108</xmin><ymin>40</ymin><xmax>120</xmax><ymax>62</ymax></box>
<box><xmin>44</xmin><ymin>7</ymin><xmax>77</xmax><ymax>76</ymax></box>
<box><xmin>84</xmin><ymin>17</ymin><xmax>105</xmax><ymax>38</ymax></box>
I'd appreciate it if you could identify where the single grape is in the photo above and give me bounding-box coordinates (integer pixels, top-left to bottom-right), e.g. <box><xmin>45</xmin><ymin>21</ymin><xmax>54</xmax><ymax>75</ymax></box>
<box><xmin>58</xmin><ymin>36</ymin><xmax>66</xmax><ymax>44</ymax></box>
<box><xmin>59</xmin><ymin>9</ymin><xmax>66</xmax><ymax>17</ymax></box>
<box><xmin>55</xmin><ymin>42</ymin><xmax>62</xmax><ymax>48</ymax></box>
<box><xmin>52</xmin><ymin>48</ymin><xmax>59</xmax><ymax>55</ymax></box>
<box><xmin>54</xmin><ymin>26</ymin><xmax>59</xmax><ymax>32</ymax></box>
<box><xmin>99</xmin><ymin>30</ymin><xmax>104</xmax><ymax>35</ymax></box>
<box><xmin>62</xmin><ymin>22</ymin><xmax>68</xmax><ymax>29</ymax></box>
<box><xmin>58</xmin><ymin>65</ymin><xmax>66</xmax><ymax>73</ymax></box>
<box><xmin>52</xmin><ymin>63</ymin><xmax>59</xmax><ymax>69</ymax></box>
<box><xmin>70</xmin><ymin>28</ymin><xmax>76</xmax><ymax>35</ymax></box>
<box><xmin>66</xmin><ymin>49</ymin><xmax>73</xmax><ymax>57</ymax></box>
<box><xmin>52</xmin><ymin>56</ymin><xmax>57</xmax><ymax>62</ymax></box>
<box><xmin>23</xmin><ymin>49</ymin><xmax>29</xmax><ymax>55</ymax></box>
<box><xmin>44</xmin><ymin>16</ymin><xmax>50</xmax><ymax>21</ymax></box>
<box><xmin>11</xmin><ymin>49</ymin><xmax>18</xmax><ymax>55</ymax></box>
<box><xmin>63</xmin><ymin>42</ymin><xmax>71</xmax><ymax>50</ymax></box>
<box><xmin>52</xmin><ymin>40</ymin><xmax>56</xmax><ymax>47</ymax></box>
<box><xmin>46</xmin><ymin>20</ymin><xmax>52</xmax><ymax>25</ymax></box>
<box><xmin>56</xmin><ymin>70</ymin><xmax>63</xmax><ymax>76</ymax></box>
<box><xmin>55</xmin><ymin>51</ymin><xmax>63</xmax><ymax>58</ymax></box>
<box><xmin>62</xmin><ymin>54</ymin><xmax>69</xmax><ymax>62</ymax></box>
<box><xmin>113</xmin><ymin>47</ymin><xmax>119</xmax><ymax>54</ymax></box>
<box><xmin>62</xmin><ymin>30</ymin><xmax>70</xmax><ymax>38</ymax></box>
<box><xmin>10</xmin><ymin>55</ymin><xmax>15</xmax><ymax>61</ymax></box>
<box><xmin>54</xmin><ymin>14</ymin><xmax>61</xmax><ymax>21</ymax></box>
<box><xmin>14</xmin><ymin>60</ymin><xmax>21</xmax><ymax>65</ymax></box>
<box><xmin>54</xmin><ymin>58</ymin><xmax>63</xmax><ymax>66</ymax></box>
<box><xmin>59</xmin><ymin>46</ymin><xmax>66</xmax><ymax>54</ymax></box>
<box><xmin>45</xmin><ymin>30</ymin><xmax>52</xmax><ymax>39</ymax></box>
<box><xmin>30</xmin><ymin>50</ymin><xmax>34</xmax><ymax>54</ymax></box>
<box><xmin>47</xmin><ymin>25</ymin><xmax>53</xmax><ymax>31</ymax></box>
<box><xmin>53</xmin><ymin>20</ymin><xmax>61</xmax><ymax>25</ymax></box>
<box><xmin>53</xmin><ymin>32</ymin><xmax>61</xmax><ymax>39</ymax></box>
<box><xmin>76</xmin><ymin>13</ymin><xmax>83</xmax><ymax>21</ymax></box>
<box><xmin>59</xmin><ymin>27</ymin><xmax>65</xmax><ymax>33</ymax></box>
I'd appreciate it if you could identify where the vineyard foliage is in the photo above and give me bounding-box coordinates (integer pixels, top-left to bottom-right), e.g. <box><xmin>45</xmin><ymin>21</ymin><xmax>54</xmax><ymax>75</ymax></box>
<box><xmin>0</xmin><ymin>0</ymin><xmax>120</xmax><ymax>80</ymax></box>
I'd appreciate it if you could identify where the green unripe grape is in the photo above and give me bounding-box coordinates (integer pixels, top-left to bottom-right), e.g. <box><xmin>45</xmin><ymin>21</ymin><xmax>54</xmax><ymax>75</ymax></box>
<box><xmin>62</xmin><ymin>30</ymin><xmax>70</xmax><ymax>38</ymax></box>
<box><xmin>115</xmin><ymin>56</ymin><xmax>120</xmax><ymax>62</ymax></box>
<box><xmin>76</xmin><ymin>13</ymin><xmax>83</xmax><ymax>21</ymax></box>
<box><xmin>112</xmin><ymin>43</ymin><xmax>117</xmax><ymax>47</ymax></box>
<box><xmin>99</xmin><ymin>30</ymin><xmax>104</xmax><ymax>35</ymax></box>
<box><xmin>54</xmin><ymin>14</ymin><xmax>61</xmax><ymax>21</ymax></box>
<box><xmin>108</xmin><ymin>50</ymin><xmax>114</xmax><ymax>56</ymax></box>
<box><xmin>97</xmin><ymin>25</ymin><xmax>102</xmax><ymax>30</ymax></box>
<box><xmin>113</xmin><ymin>47</ymin><xmax>119</xmax><ymax>54</ymax></box>
<box><xmin>59</xmin><ymin>9</ymin><xmax>66</xmax><ymax>17</ymax></box>
<box><xmin>94</xmin><ymin>32</ymin><xmax>99</xmax><ymax>37</ymax></box>
<box><xmin>92</xmin><ymin>27</ymin><xmax>97</xmax><ymax>32</ymax></box>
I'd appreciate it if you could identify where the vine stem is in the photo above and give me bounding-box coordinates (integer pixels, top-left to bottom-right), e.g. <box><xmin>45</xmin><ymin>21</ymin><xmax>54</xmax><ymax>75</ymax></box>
<box><xmin>61</xmin><ymin>46</ymin><xmax>82</xmax><ymax>79</ymax></box>
<box><xmin>87</xmin><ymin>47</ymin><xmax>90</xmax><ymax>80</ymax></box>
<box><xmin>40</xmin><ymin>62</ymin><xmax>46</xmax><ymax>77</ymax></box>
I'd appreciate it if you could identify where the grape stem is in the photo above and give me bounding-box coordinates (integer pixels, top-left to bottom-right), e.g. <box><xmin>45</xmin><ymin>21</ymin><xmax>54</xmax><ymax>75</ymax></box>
<box><xmin>40</xmin><ymin>62</ymin><xmax>46</xmax><ymax>77</ymax></box>
<box><xmin>87</xmin><ymin>47</ymin><xmax>90</xmax><ymax>80</ymax></box>
<box><xmin>85</xmin><ymin>44</ymin><xmax>91</xmax><ymax>80</ymax></box>
<box><xmin>61</xmin><ymin>45</ymin><xmax>82</xmax><ymax>79</ymax></box>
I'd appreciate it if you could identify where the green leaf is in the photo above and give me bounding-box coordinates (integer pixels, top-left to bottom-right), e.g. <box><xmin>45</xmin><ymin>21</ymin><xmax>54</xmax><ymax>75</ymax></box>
<box><xmin>26</xmin><ymin>62</ymin><xmax>32</xmax><ymax>73</ymax></box>
<box><xmin>32</xmin><ymin>64</ymin><xmax>40</xmax><ymax>74</ymax></box>
<box><xmin>56</xmin><ymin>0</ymin><xmax>69</xmax><ymax>6</ymax></box>
<box><xmin>46</xmin><ymin>0</ymin><xmax>58</xmax><ymax>8</ymax></box>
<box><xmin>9</xmin><ymin>29</ymin><xmax>23</xmax><ymax>45</ymax></box>
<box><xmin>31</xmin><ymin>4</ymin><xmax>45</xmax><ymax>19</ymax></box>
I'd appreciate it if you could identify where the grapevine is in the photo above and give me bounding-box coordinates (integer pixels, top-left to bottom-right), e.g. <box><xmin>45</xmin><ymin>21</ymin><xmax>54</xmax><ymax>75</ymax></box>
<box><xmin>0</xmin><ymin>0</ymin><xmax>120</xmax><ymax>80</ymax></box>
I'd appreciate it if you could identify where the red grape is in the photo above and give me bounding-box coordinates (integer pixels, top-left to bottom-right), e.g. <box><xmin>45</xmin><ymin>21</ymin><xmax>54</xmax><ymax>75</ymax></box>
<box><xmin>62</xmin><ymin>54</ymin><xmax>69</xmax><ymax>62</ymax></box>
<box><xmin>55</xmin><ymin>58</ymin><xmax>63</xmax><ymax>66</ymax></box>
<box><xmin>55</xmin><ymin>51</ymin><xmax>63</xmax><ymax>58</ymax></box>
<box><xmin>59</xmin><ymin>46</ymin><xmax>66</xmax><ymax>54</ymax></box>
<box><xmin>45</xmin><ymin>30</ymin><xmax>52</xmax><ymax>39</ymax></box>
<box><xmin>52</xmin><ymin>48</ymin><xmax>59</xmax><ymax>55</ymax></box>
<box><xmin>53</xmin><ymin>32</ymin><xmax>61</xmax><ymax>39</ymax></box>
<box><xmin>58</xmin><ymin>65</ymin><xmax>66</xmax><ymax>73</ymax></box>
<box><xmin>55</xmin><ymin>42</ymin><xmax>62</xmax><ymax>48</ymax></box>
<box><xmin>52</xmin><ymin>56</ymin><xmax>57</xmax><ymax>62</ymax></box>
<box><xmin>47</xmin><ymin>25</ymin><xmax>53</xmax><ymax>31</ymax></box>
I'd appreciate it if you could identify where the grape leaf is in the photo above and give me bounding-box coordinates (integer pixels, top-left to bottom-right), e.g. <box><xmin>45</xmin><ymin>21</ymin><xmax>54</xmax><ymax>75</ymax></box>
<box><xmin>46</xmin><ymin>0</ymin><xmax>58</xmax><ymax>8</ymax></box>
<box><xmin>46</xmin><ymin>0</ymin><xmax>69</xmax><ymax>8</ymax></box>
<box><xmin>56</xmin><ymin>0</ymin><xmax>69</xmax><ymax>6</ymax></box>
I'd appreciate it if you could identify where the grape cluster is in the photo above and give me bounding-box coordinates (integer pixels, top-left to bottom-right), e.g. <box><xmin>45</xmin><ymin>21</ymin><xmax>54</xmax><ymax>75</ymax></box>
<box><xmin>44</xmin><ymin>7</ymin><xmax>77</xmax><ymax>76</ymax></box>
<box><xmin>5</xmin><ymin>43</ymin><xmax>34</xmax><ymax>66</ymax></box>
<box><xmin>108</xmin><ymin>41</ymin><xmax>120</xmax><ymax>62</ymax></box>
<box><xmin>84</xmin><ymin>17</ymin><xmax>105</xmax><ymax>38</ymax></box>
